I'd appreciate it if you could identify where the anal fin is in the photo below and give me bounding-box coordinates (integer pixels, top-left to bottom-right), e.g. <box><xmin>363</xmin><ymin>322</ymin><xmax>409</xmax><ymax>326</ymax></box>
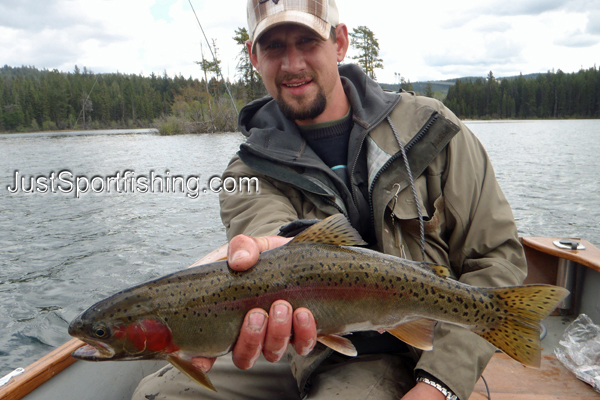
<box><xmin>386</xmin><ymin>318</ymin><xmax>437</xmax><ymax>351</ymax></box>
<box><xmin>317</xmin><ymin>334</ymin><xmax>358</xmax><ymax>357</ymax></box>
<box><xmin>166</xmin><ymin>354</ymin><xmax>217</xmax><ymax>392</ymax></box>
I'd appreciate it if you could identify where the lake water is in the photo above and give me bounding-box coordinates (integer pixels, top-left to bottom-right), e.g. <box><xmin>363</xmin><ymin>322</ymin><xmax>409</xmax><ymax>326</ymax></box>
<box><xmin>1</xmin><ymin>120</ymin><xmax>599</xmax><ymax>377</ymax></box>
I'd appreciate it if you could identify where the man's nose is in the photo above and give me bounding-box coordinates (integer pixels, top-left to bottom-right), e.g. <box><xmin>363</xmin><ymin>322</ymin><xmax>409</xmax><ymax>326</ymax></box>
<box><xmin>281</xmin><ymin>46</ymin><xmax>306</xmax><ymax>73</ymax></box>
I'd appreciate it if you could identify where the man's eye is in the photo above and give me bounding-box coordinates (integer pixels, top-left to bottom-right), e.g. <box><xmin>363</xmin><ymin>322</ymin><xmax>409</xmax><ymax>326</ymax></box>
<box><xmin>266</xmin><ymin>42</ymin><xmax>283</xmax><ymax>50</ymax></box>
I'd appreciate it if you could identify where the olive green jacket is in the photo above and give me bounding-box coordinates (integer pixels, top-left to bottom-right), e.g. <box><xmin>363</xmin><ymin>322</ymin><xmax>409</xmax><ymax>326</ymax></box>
<box><xmin>219</xmin><ymin>64</ymin><xmax>527</xmax><ymax>400</ymax></box>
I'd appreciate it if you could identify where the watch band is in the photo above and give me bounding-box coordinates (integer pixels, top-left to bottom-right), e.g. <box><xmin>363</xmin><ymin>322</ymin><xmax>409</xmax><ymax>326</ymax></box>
<box><xmin>416</xmin><ymin>377</ymin><xmax>458</xmax><ymax>400</ymax></box>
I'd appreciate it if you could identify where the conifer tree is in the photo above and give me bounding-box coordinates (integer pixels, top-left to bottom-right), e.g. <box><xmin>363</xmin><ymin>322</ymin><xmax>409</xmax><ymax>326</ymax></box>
<box><xmin>349</xmin><ymin>26</ymin><xmax>384</xmax><ymax>80</ymax></box>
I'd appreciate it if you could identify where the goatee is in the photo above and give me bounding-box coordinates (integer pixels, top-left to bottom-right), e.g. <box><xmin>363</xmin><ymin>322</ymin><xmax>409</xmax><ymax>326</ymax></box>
<box><xmin>275</xmin><ymin>73</ymin><xmax>327</xmax><ymax>121</ymax></box>
<box><xmin>277</xmin><ymin>90</ymin><xmax>327</xmax><ymax>121</ymax></box>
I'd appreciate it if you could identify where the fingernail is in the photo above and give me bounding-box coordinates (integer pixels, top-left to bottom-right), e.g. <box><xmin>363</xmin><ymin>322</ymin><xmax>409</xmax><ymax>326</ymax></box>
<box><xmin>273</xmin><ymin>304</ymin><xmax>289</xmax><ymax>322</ymax></box>
<box><xmin>296</xmin><ymin>311</ymin><xmax>310</xmax><ymax>327</ymax></box>
<box><xmin>231</xmin><ymin>250</ymin><xmax>250</xmax><ymax>263</ymax></box>
<box><xmin>248</xmin><ymin>312</ymin><xmax>266</xmax><ymax>331</ymax></box>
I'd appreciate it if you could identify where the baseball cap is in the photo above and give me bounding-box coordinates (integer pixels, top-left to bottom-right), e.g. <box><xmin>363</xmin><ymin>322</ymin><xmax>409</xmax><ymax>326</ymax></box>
<box><xmin>247</xmin><ymin>0</ymin><xmax>339</xmax><ymax>53</ymax></box>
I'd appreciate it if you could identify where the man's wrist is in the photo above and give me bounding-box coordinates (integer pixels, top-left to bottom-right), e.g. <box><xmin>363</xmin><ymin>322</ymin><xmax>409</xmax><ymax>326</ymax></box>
<box><xmin>415</xmin><ymin>376</ymin><xmax>458</xmax><ymax>400</ymax></box>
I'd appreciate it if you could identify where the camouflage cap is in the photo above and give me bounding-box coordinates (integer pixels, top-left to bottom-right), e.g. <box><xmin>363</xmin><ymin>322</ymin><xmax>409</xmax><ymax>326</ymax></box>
<box><xmin>247</xmin><ymin>0</ymin><xmax>339</xmax><ymax>53</ymax></box>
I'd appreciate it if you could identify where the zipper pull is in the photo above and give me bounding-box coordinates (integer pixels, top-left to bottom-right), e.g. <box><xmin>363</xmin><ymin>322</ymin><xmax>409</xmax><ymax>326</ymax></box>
<box><xmin>390</xmin><ymin>183</ymin><xmax>403</xmax><ymax>252</ymax></box>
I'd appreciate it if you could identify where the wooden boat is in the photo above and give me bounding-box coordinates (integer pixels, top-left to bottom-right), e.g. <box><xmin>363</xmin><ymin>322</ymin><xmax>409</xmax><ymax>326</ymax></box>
<box><xmin>1</xmin><ymin>239</ymin><xmax>599</xmax><ymax>400</ymax></box>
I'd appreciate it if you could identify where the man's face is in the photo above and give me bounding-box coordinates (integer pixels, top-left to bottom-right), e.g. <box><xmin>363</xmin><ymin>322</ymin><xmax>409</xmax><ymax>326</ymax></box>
<box><xmin>248</xmin><ymin>24</ymin><xmax>348</xmax><ymax>124</ymax></box>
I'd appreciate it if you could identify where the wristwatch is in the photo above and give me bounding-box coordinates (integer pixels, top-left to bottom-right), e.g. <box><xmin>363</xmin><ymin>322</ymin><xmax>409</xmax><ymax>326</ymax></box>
<box><xmin>416</xmin><ymin>377</ymin><xmax>458</xmax><ymax>400</ymax></box>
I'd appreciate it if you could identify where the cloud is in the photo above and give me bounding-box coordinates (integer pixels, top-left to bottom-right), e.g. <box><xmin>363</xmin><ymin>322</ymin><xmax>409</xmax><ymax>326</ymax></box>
<box><xmin>564</xmin><ymin>0</ymin><xmax>600</xmax><ymax>13</ymax></box>
<box><xmin>554</xmin><ymin>31</ymin><xmax>600</xmax><ymax>48</ymax></box>
<box><xmin>423</xmin><ymin>34</ymin><xmax>524</xmax><ymax>68</ymax></box>
<box><xmin>0</xmin><ymin>0</ymin><xmax>72</xmax><ymax>31</ymax></box>
<box><xmin>473</xmin><ymin>19</ymin><xmax>512</xmax><ymax>33</ymax></box>
<box><xmin>476</xmin><ymin>0</ymin><xmax>568</xmax><ymax>17</ymax></box>
<box><xmin>587</xmin><ymin>10</ymin><xmax>600</xmax><ymax>35</ymax></box>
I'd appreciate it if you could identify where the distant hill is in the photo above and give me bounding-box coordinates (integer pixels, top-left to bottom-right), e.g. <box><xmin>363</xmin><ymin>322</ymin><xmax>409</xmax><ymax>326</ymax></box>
<box><xmin>380</xmin><ymin>73</ymin><xmax>542</xmax><ymax>98</ymax></box>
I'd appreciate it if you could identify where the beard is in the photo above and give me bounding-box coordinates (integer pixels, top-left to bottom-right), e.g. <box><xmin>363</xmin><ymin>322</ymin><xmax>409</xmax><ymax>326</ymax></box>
<box><xmin>275</xmin><ymin>74</ymin><xmax>327</xmax><ymax>121</ymax></box>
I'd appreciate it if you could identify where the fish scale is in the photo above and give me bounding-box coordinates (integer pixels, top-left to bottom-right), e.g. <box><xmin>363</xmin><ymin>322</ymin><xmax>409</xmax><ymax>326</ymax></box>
<box><xmin>69</xmin><ymin>214</ymin><xmax>569</xmax><ymax>392</ymax></box>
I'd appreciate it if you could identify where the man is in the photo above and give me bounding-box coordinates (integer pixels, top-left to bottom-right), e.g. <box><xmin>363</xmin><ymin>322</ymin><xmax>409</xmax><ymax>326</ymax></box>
<box><xmin>133</xmin><ymin>0</ymin><xmax>527</xmax><ymax>399</ymax></box>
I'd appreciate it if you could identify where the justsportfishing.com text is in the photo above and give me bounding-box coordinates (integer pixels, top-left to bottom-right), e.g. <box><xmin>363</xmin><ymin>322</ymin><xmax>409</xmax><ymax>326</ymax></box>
<box><xmin>5</xmin><ymin>170</ymin><xmax>260</xmax><ymax>199</ymax></box>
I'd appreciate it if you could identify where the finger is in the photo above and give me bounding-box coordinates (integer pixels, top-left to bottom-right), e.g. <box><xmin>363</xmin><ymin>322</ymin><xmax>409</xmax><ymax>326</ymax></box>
<box><xmin>231</xmin><ymin>309</ymin><xmax>268</xmax><ymax>369</ymax></box>
<box><xmin>228</xmin><ymin>235</ymin><xmax>292</xmax><ymax>271</ymax></box>
<box><xmin>291</xmin><ymin>308</ymin><xmax>317</xmax><ymax>356</ymax></box>
<box><xmin>190</xmin><ymin>357</ymin><xmax>216</xmax><ymax>372</ymax></box>
<box><xmin>228</xmin><ymin>235</ymin><xmax>259</xmax><ymax>271</ymax></box>
<box><xmin>263</xmin><ymin>301</ymin><xmax>293</xmax><ymax>362</ymax></box>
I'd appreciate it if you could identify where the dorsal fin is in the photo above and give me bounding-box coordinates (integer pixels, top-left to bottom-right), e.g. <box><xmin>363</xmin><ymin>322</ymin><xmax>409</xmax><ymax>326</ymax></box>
<box><xmin>289</xmin><ymin>214</ymin><xmax>367</xmax><ymax>246</ymax></box>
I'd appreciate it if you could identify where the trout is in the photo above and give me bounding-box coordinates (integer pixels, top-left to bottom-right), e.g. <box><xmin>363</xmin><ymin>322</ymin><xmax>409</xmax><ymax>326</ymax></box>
<box><xmin>69</xmin><ymin>214</ymin><xmax>568</xmax><ymax>391</ymax></box>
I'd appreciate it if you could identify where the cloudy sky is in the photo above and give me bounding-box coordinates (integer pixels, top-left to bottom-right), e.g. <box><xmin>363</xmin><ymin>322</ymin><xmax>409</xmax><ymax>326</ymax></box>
<box><xmin>1</xmin><ymin>0</ymin><xmax>599</xmax><ymax>84</ymax></box>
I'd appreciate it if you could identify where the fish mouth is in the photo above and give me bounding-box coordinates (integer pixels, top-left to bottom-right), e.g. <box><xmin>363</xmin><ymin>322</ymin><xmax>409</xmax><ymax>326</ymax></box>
<box><xmin>72</xmin><ymin>340</ymin><xmax>115</xmax><ymax>361</ymax></box>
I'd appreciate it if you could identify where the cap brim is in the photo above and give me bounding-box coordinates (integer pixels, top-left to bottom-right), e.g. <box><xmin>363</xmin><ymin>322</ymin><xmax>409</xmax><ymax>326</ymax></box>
<box><xmin>251</xmin><ymin>10</ymin><xmax>331</xmax><ymax>54</ymax></box>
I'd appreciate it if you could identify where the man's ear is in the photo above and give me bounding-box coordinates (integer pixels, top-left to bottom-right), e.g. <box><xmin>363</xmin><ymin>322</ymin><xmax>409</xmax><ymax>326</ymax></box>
<box><xmin>247</xmin><ymin>40</ymin><xmax>260</xmax><ymax>72</ymax></box>
<box><xmin>334</xmin><ymin>23</ymin><xmax>349</xmax><ymax>63</ymax></box>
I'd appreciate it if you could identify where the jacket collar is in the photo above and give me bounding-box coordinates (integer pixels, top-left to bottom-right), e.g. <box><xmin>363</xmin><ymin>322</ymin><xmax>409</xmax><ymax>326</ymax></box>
<box><xmin>238</xmin><ymin>64</ymin><xmax>400</xmax><ymax>165</ymax></box>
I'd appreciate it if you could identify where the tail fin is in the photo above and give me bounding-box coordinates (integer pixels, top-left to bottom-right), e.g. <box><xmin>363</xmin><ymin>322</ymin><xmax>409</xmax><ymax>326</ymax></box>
<box><xmin>475</xmin><ymin>285</ymin><xmax>569</xmax><ymax>368</ymax></box>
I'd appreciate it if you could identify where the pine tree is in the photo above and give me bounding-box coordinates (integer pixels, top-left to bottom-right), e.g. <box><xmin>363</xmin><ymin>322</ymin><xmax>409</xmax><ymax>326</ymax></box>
<box><xmin>349</xmin><ymin>26</ymin><xmax>384</xmax><ymax>80</ymax></box>
<box><xmin>233</xmin><ymin>27</ymin><xmax>263</xmax><ymax>101</ymax></box>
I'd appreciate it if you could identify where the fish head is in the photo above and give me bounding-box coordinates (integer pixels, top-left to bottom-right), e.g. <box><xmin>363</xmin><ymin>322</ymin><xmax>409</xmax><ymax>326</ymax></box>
<box><xmin>69</xmin><ymin>306</ymin><xmax>178</xmax><ymax>361</ymax></box>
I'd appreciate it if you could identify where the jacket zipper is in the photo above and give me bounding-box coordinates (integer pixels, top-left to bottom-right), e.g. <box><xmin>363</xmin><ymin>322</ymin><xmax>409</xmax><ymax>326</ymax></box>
<box><xmin>348</xmin><ymin>96</ymin><xmax>403</xmax><ymax>212</ymax></box>
<box><xmin>367</xmin><ymin>112</ymin><xmax>440</xmax><ymax>229</ymax></box>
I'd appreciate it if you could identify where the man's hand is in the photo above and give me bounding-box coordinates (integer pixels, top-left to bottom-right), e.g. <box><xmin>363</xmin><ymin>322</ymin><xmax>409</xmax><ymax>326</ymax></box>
<box><xmin>401</xmin><ymin>382</ymin><xmax>446</xmax><ymax>400</ymax></box>
<box><xmin>192</xmin><ymin>234</ymin><xmax>318</xmax><ymax>372</ymax></box>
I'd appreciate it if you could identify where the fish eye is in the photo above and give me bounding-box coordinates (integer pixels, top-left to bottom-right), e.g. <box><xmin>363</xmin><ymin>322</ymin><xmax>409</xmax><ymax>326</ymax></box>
<box><xmin>93</xmin><ymin>325</ymin><xmax>110</xmax><ymax>339</ymax></box>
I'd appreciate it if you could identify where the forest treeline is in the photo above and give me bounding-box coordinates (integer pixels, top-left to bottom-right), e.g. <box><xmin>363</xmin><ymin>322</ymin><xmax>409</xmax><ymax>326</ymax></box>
<box><xmin>444</xmin><ymin>67</ymin><xmax>600</xmax><ymax>119</ymax></box>
<box><xmin>0</xmin><ymin>64</ymin><xmax>262</xmax><ymax>134</ymax></box>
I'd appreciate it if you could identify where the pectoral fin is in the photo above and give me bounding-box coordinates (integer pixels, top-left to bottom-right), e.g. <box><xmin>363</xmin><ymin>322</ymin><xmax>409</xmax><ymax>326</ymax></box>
<box><xmin>386</xmin><ymin>318</ymin><xmax>437</xmax><ymax>351</ymax></box>
<box><xmin>166</xmin><ymin>354</ymin><xmax>217</xmax><ymax>392</ymax></box>
<box><xmin>317</xmin><ymin>334</ymin><xmax>358</xmax><ymax>357</ymax></box>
